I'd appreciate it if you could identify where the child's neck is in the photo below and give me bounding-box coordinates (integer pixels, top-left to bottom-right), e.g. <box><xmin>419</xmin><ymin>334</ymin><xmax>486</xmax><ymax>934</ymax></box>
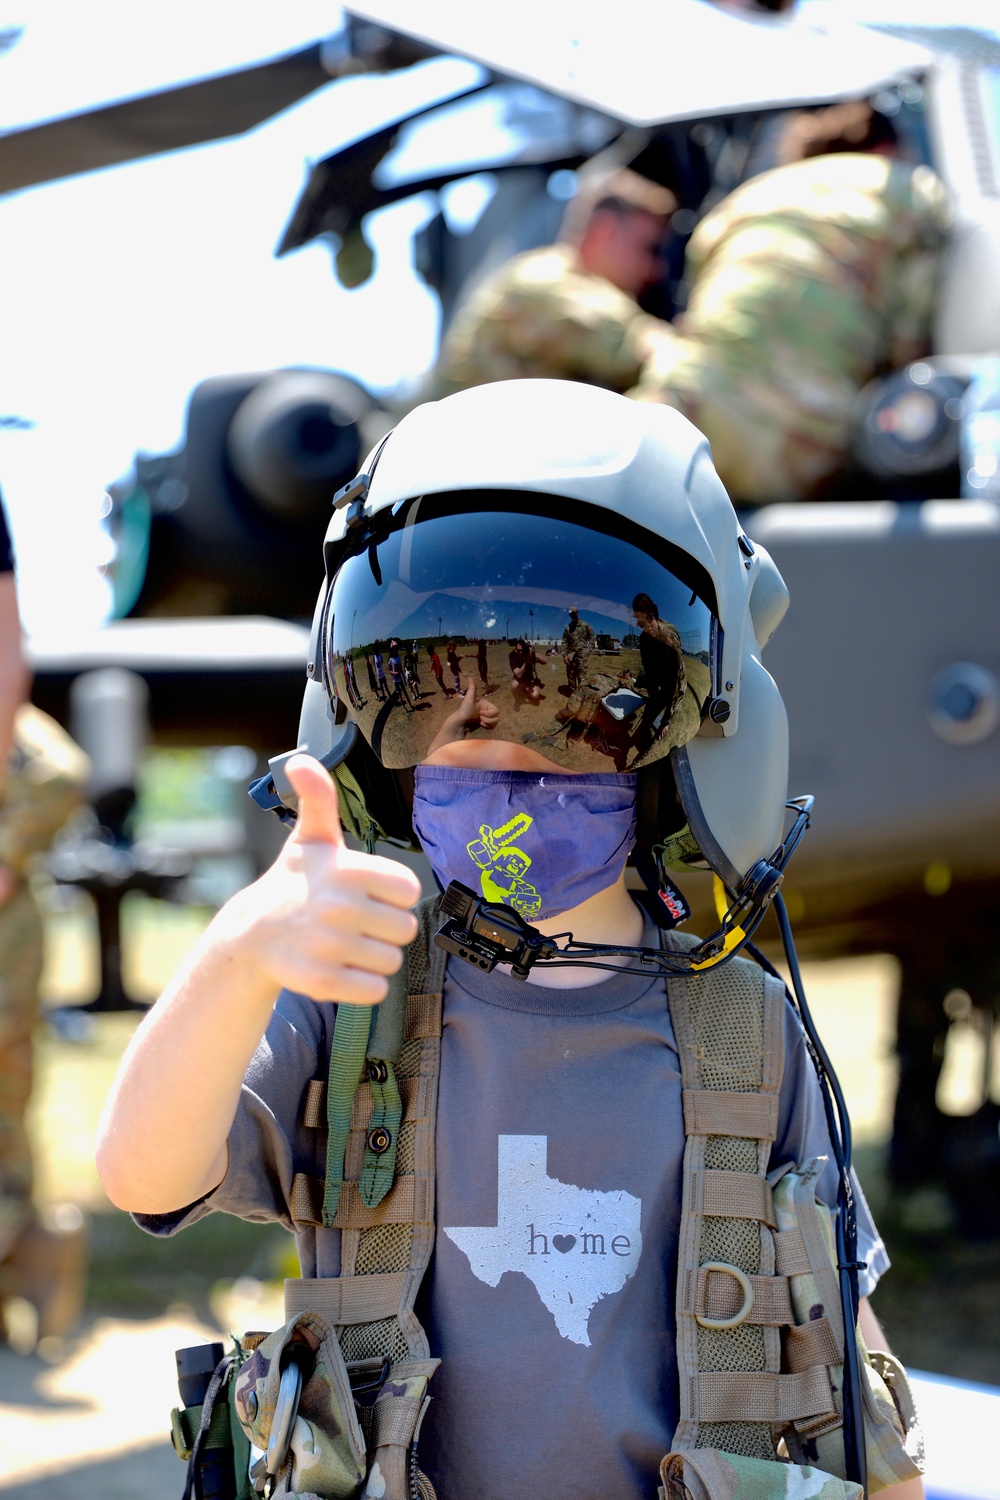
<box><xmin>502</xmin><ymin>874</ymin><xmax>645</xmax><ymax>990</ymax></box>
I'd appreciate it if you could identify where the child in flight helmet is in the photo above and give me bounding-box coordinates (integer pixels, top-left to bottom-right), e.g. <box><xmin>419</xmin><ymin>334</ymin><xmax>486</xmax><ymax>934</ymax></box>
<box><xmin>96</xmin><ymin>382</ymin><xmax>921</xmax><ymax>1500</ymax></box>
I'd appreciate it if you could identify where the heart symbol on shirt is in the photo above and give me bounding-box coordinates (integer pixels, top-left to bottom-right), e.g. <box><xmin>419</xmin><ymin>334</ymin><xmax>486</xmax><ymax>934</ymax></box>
<box><xmin>552</xmin><ymin>1234</ymin><xmax>576</xmax><ymax>1253</ymax></box>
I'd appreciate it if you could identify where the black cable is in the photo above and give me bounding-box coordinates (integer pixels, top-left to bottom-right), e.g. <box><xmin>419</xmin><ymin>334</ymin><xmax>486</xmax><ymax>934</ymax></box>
<box><xmin>772</xmin><ymin>892</ymin><xmax>868</xmax><ymax>1496</ymax></box>
<box><xmin>530</xmin><ymin>911</ymin><xmax>770</xmax><ymax>974</ymax></box>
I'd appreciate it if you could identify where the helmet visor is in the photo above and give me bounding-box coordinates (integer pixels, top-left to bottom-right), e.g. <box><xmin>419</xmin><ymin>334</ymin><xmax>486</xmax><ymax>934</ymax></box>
<box><xmin>324</xmin><ymin>490</ymin><xmax>716</xmax><ymax>773</ymax></box>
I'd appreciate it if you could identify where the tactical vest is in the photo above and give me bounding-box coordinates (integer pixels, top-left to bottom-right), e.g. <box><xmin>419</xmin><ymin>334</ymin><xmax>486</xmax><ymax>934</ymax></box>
<box><xmin>223</xmin><ymin>897</ymin><xmax>921</xmax><ymax>1500</ymax></box>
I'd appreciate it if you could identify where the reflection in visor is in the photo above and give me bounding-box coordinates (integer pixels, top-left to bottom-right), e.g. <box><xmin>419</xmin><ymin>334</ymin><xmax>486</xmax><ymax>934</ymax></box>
<box><xmin>324</xmin><ymin>495</ymin><xmax>716</xmax><ymax>772</ymax></box>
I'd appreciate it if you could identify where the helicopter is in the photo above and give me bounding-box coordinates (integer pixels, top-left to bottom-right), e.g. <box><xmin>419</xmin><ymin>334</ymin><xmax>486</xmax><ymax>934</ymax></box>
<box><xmin>6</xmin><ymin>1</ymin><xmax>1000</xmax><ymax>1207</ymax></box>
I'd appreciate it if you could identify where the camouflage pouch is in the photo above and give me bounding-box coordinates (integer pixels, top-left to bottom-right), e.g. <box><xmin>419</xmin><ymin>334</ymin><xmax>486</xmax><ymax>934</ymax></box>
<box><xmin>660</xmin><ymin>1447</ymin><xmax>862</xmax><ymax>1500</ymax></box>
<box><xmin>233</xmin><ymin>1312</ymin><xmax>366</xmax><ymax>1499</ymax></box>
<box><xmin>554</xmin><ymin>681</ymin><xmax>604</xmax><ymax>726</ymax></box>
<box><xmin>772</xmin><ymin>1161</ymin><xmax>924</xmax><ymax>1492</ymax></box>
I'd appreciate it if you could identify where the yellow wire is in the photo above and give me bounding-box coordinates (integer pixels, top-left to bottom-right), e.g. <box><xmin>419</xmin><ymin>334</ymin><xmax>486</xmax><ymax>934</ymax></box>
<box><xmin>689</xmin><ymin>876</ymin><xmax>745</xmax><ymax>971</ymax></box>
<box><xmin>712</xmin><ymin>875</ymin><xmax>728</xmax><ymax>922</ymax></box>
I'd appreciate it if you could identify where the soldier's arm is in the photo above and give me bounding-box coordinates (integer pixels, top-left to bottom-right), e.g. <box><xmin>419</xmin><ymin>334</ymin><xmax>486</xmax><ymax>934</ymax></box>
<box><xmin>525</xmin><ymin>278</ymin><xmax>662</xmax><ymax>391</ymax></box>
<box><xmin>0</xmin><ymin>573</ymin><xmax>30</xmax><ymax>906</ymax></box>
<box><xmin>883</xmin><ymin>240</ymin><xmax>941</xmax><ymax>371</ymax></box>
<box><xmin>468</xmin><ymin>252</ymin><xmax>669</xmax><ymax>392</ymax></box>
<box><xmin>96</xmin><ymin>758</ymin><xmax>420</xmax><ymax>1215</ymax></box>
<box><xmin>0</xmin><ymin>572</ymin><xmax>27</xmax><ymax>787</ymax></box>
<box><xmin>0</xmin><ymin>707</ymin><xmax>90</xmax><ymax>888</ymax></box>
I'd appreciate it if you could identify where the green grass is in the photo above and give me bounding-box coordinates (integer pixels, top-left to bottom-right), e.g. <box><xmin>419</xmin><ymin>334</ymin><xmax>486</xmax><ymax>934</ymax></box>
<box><xmin>855</xmin><ymin>1142</ymin><xmax>1000</xmax><ymax>1384</ymax></box>
<box><xmin>31</xmin><ymin>896</ymin><xmax>294</xmax><ymax>1332</ymax></box>
<box><xmin>84</xmin><ymin>1205</ymin><xmax>293</xmax><ymax>1325</ymax></box>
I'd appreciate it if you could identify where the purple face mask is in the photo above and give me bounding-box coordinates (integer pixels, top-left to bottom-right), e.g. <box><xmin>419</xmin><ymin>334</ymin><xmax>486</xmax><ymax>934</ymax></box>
<box><xmin>412</xmin><ymin>766</ymin><xmax>637</xmax><ymax>921</ymax></box>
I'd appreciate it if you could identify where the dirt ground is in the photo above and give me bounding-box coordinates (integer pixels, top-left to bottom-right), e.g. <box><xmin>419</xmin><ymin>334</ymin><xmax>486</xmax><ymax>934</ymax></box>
<box><xmin>2</xmin><ymin>902</ymin><xmax>998</xmax><ymax>1497</ymax></box>
<box><xmin>349</xmin><ymin>642</ymin><xmax>708</xmax><ymax>774</ymax></box>
<box><xmin>0</xmin><ymin>1310</ymin><xmax>222</xmax><ymax>1497</ymax></box>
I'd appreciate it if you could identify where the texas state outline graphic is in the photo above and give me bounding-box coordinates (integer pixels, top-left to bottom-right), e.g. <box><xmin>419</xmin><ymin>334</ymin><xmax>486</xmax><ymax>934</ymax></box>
<box><xmin>444</xmin><ymin>1134</ymin><xmax>643</xmax><ymax>1345</ymax></box>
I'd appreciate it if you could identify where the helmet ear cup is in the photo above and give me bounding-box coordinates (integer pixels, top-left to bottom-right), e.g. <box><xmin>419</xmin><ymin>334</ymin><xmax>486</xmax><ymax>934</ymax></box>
<box><xmin>679</xmin><ymin>653</ymin><xmax>788</xmax><ymax>887</ymax></box>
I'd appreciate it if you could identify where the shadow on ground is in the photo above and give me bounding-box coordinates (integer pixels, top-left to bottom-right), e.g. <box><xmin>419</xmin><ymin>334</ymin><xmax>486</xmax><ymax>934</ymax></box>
<box><xmin>0</xmin><ymin>1440</ymin><xmax>180</xmax><ymax>1499</ymax></box>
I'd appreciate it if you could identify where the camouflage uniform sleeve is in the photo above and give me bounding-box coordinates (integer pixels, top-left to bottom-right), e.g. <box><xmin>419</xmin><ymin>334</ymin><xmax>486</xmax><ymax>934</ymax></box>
<box><xmin>436</xmin><ymin>245</ymin><xmax>678</xmax><ymax>395</ymax></box>
<box><xmin>0</xmin><ymin>706</ymin><xmax>91</xmax><ymax>881</ymax></box>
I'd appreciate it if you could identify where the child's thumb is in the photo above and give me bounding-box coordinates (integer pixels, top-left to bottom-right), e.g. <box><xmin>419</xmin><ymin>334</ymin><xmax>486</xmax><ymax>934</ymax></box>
<box><xmin>285</xmin><ymin>755</ymin><xmax>345</xmax><ymax>847</ymax></box>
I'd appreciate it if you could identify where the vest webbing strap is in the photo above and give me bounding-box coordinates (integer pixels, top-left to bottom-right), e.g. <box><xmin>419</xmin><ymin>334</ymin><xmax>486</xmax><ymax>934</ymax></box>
<box><xmin>323</xmin><ymin>1003</ymin><xmax>374</xmax><ymax>1226</ymax></box>
<box><xmin>302</xmin><ymin>1078</ymin><xmax>325</xmax><ymax>1129</ymax></box>
<box><xmin>785</xmin><ymin>1315</ymin><xmax>841</xmax><ymax>1374</ymax></box>
<box><xmin>406</xmin><ymin>992</ymin><xmax>444</xmax><ymax>1039</ymax></box>
<box><xmin>359</xmin><ymin>958</ymin><xmax>410</xmax><ymax>1208</ymax></box>
<box><xmin>291</xmin><ymin>1171</ymin><xmax>434</xmax><ymax>1229</ymax></box>
<box><xmin>358</xmin><ymin>1395</ymin><xmax>425</xmax><ymax>1448</ymax></box>
<box><xmin>368</xmin><ymin>962</ymin><xmax>409</xmax><ymax>1063</ymax></box>
<box><xmin>283</xmin><ymin>897</ymin><xmax>447</xmax><ymax>1500</ymax></box>
<box><xmin>694</xmin><ymin>1367</ymin><xmax>836</xmax><ymax>1425</ymax></box>
<box><xmin>302</xmin><ymin>1074</ymin><xmax>432</xmax><ymax>1131</ymax></box>
<box><xmin>283</xmin><ymin>1271</ymin><xmax>406</xmax><ymax>1324</ymax></box>
<box><xmin>668</xmin><ymin>935</ymin><xmax>788</xmax><ymax>1462</ymax></box>
<box><xmin>360</xmin><ymin>1060</ymin><xmax>403</xmax><ymax>1208</ymax></box>
<box><xmin>682</xmin><ymin>1089</ymin><xmax>779</xmax><ymax>1142</ymax></box>
<box><xmin>693</xmin><ymin>1169</ymin><xmax>776</xmax><ymax>1225</ymax></box>
<box><xmin>774</xmin><ymin>1226</ymin><xmax>811</xmax><ymax>1277</ymax></box>
<box><xmin>670</xmin><ymin>935</ymin><xmax>849</xmax><ymax>1470</ymax></box>
<box><xmin>681</xmin><ymin>1267</ymin><xmax>795</xmax><ymax>1327</ymax></box>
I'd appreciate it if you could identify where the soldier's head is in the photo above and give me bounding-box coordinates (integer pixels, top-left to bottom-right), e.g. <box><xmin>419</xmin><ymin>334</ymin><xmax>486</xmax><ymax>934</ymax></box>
<box><xmin>563</xmin><ymin>167</ymin><xmax>677</xmax><ymax>298</ymax></box>
<box><xmin>631</xmin><ymin>592</ymin><xmax>660</xmax><ymax>634</ymax></box>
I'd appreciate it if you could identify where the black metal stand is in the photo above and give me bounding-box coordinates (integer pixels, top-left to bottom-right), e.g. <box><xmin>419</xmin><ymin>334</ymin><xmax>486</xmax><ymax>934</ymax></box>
<box><xmin>48</xmin><ymin>837</ymin><xmax>192</xmax><ymax>1013</ymax></box>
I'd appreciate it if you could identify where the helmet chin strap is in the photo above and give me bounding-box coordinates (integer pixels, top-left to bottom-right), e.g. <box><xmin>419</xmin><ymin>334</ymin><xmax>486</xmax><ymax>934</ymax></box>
<box><xmin>435</xmin><ymin>796</ymin><xmax>813</xmax><ymax>979</ymax></box>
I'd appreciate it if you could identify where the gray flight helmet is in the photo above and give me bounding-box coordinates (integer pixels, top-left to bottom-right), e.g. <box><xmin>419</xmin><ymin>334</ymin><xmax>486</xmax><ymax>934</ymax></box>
<box><xmin>277</xmin><ymin>379</ymin><xmax>790</xmax><ymax>891</ymax></box>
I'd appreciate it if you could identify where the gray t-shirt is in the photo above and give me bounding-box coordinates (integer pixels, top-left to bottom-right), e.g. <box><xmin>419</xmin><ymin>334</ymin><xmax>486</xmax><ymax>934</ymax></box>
<box><xmin>138</xmin><ymin>916</ymin><xmax>887</xmax><ymax>1500</ymax></box>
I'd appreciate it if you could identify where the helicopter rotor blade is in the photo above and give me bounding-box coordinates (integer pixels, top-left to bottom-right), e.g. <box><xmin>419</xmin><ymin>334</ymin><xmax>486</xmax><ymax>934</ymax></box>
<box><xmin>0</xmin><ymin>36</ymin><xmax>375</xmax><ymax>196</ymax></box>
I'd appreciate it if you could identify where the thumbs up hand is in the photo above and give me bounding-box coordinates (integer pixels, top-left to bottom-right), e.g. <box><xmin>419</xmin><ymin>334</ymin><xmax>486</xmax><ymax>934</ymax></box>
<box><xmin>228</xmin><ymin>754</ymin><xmax>421</xmax><ymax>1005</ymax></box>
<box><xmin>425</xmin><ymin>677</ymin><xmax>500</xmax><ymax>756</ymax></box>
<box><xmin>96</xmin><ymin>756</ymin><xmax>422</xmax><ymax>1216</ymax></box>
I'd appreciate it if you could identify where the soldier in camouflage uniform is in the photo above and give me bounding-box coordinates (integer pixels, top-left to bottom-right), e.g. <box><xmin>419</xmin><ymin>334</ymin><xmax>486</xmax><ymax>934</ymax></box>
<box><xmin>561</xmin><ymin>606</ymin><xmax>596</xmax><ymax>691</ymax></box>
<box><xmin>630</xmin><ymin>103</ymin><xmax>950</xmax><ymax>504</ymax></box>
<box><xmin>0</xmin><ymin>705</ymin><xmax>91</xmax><ymax>1344</ymax></box>
<box><xmin>0</xmin><ymin>489</ymin><xmax>90</xmax><ymax>1345</ymax></box>
<box><xmin>433</xmin><ymin>167</ymin><xmax>678</xmax><ymax>398</ymax></box>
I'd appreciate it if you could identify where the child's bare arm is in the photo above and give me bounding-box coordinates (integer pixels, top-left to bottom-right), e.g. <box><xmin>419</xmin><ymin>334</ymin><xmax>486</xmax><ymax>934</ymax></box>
<box><xmin>95</xmin><ymin>756</ymin><xmax>420</xmax><ymax>1215</ymax></box>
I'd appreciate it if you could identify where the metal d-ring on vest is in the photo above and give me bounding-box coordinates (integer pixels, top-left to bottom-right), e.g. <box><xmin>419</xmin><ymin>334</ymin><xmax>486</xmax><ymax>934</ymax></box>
<box><xmin>695</xmin><ymin>1261</ymin><xmax>755</xmax><ymax>1330</ymax></box>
